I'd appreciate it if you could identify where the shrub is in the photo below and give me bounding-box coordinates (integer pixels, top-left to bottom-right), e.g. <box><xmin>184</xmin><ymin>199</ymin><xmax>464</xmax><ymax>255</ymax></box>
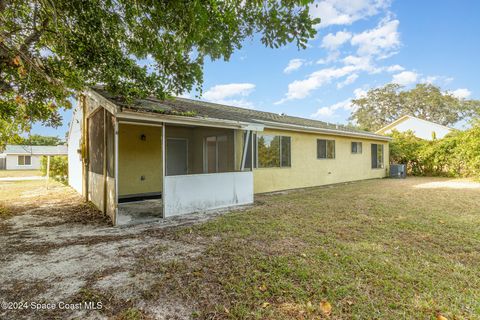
<box><xmin>41</xmin><ymin>156</ymin><xmax>68</xmax><ymax>184</ymax></box>
<box><xmin>389</xmin><ymin>121</ymin><xmax>480</xmax><ymax>179</ymax></box>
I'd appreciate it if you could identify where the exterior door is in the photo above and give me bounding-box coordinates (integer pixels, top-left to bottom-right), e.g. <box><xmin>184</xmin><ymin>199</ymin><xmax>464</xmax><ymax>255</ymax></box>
<box><xmin>166</xmin><ymin>138</ymin><xmax>188</xmax><ymax>175</ymax></box>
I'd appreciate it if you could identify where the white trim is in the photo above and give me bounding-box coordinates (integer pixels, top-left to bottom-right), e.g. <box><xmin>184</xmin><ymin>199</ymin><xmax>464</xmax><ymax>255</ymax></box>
<box><xmin>258</xmin><ymin>119</ymin><xmax>391</xmax><ymax>141</ymax></box>
<box><xmin>116</xmin><ymin>110</ymin><xmax>253</xmax><ymax>130</ymax></box>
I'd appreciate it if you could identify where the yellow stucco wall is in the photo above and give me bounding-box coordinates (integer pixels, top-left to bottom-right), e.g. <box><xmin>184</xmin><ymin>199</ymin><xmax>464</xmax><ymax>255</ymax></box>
<box><xmin>253</xmin><ymin>128</ymin><xmax>389</xmax><ymax>193</ymax></box>
<box><xmin>118</xmin><ymin>123</ymin><xmax>163</xmax><ymax>196</ymax></box>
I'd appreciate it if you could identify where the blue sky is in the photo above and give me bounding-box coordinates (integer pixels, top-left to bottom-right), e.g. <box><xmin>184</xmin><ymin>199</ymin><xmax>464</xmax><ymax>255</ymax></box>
<box><xmin>32</xmin><ymin>0</ymin><xmax>480</xmax><ymax>139</ymax></box>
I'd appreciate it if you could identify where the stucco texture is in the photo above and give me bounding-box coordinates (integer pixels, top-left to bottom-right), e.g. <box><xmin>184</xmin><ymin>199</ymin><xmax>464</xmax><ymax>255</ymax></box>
<box><xmin>253</xmin><ymin>129</ymin><xmax>389</xmax><ymax>193</ymax></box>
<box><xmin>118</xmin><ymin>123</ymin><xmax>163</xmax><ymax>196</ymax></box>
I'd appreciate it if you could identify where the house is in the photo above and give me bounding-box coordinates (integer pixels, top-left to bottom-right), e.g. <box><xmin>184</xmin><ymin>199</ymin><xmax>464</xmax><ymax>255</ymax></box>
<box><xmin>67</xmin><ymin>87</ymin><xmax>390</xmax><ymax>225</ymax></box>
<box><xmin>376</xmin><ymin>115</ymin><xmax>454</xmax><ymax>140</ymax></box>
<box><xmin>0</xmin><ymin>145</ymin><xmax>67</xmax><ymax>170</ymax></box>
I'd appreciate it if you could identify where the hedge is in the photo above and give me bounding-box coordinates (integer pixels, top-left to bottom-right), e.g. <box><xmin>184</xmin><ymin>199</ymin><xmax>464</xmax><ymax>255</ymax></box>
<box><xmin>40</xmin><ymin>155</ymin><xmax>68</xmax><ymax>184</ymax></box>
<box><xmin>389</xmin><ymin>121</ymin><xmax>480</xmax><ymax>178</ymax></box>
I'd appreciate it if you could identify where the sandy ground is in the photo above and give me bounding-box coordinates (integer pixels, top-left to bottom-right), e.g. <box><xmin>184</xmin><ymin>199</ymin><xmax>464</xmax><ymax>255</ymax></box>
<box><xmin>0</xmin><ymin>180</ymin><xmax>236</xmax><ymax>319</ymax></box>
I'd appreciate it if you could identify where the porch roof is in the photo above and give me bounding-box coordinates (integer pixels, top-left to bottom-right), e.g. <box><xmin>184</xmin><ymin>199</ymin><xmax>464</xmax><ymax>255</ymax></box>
<box><xmin>91</xmin><ymin>87</ymin><xmax>389</xmax><ymax>141</ymax></box>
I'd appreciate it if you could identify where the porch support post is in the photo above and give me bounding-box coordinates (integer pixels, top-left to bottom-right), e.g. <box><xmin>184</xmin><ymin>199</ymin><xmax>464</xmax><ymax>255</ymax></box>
<box><xmin>162</xmin><ymin>123</ymin><xmax>166</xmax><ymax>218</ymax></box>
<box><xmin>114</xmin><ymin>118</ymin><xmax>119</xmax><ymax>225</ymax></box>
<box><xmin>240</xmin><ymin>130</ymin><xmax>251</xmax><ymax>171</ymax></box>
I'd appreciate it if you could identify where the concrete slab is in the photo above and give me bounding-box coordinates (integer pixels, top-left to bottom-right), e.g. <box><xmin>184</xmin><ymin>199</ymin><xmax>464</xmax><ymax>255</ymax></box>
<box><xmin>117</xmin><ymin>199</ymin><xmax>163</xmax><ymax>225</ymax></box>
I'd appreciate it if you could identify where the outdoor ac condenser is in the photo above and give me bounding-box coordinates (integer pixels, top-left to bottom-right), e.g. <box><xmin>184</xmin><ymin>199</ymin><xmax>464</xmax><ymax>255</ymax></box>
<box><xmin>390</xmin><ymin>164</ymin><xmax>406</xmax><ymax>179</ymax></box>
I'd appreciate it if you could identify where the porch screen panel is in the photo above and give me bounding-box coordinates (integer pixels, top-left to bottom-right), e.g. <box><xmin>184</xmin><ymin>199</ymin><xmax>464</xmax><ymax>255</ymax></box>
<box><xmin>217</xmin><ymin>135</ymin><xmax>228</xmax><ymax>172</ymax></box>
<box><xmin>206</xmin><ymin>137</ymin><xmax>216</xmax><ymax>173</ymax></box>
<box><xmin>88</xmin><ymin>109</ymin><xmax>105</xmax><ymax>174</ymax></box>
<box><xmin>105</xmin><ymin>111</ymin><xmax>115</xmax><ymax>178</ymax></box>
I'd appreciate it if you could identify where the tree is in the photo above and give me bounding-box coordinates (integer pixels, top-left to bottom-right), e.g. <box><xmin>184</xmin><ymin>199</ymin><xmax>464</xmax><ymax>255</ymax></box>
<box><xmin>0</xmin><ymin>0</ymin><xmax>319</xmax><ymax>147</ymax></box>
<box><xmin>350</xmin><ymin>83</ymin><xmax>480</xmax><ymax>131</ymax></box>
<box><xmin>19</xmin><ymin>134</ymin><xmax>63</xmax><ymax>146</ymax></box>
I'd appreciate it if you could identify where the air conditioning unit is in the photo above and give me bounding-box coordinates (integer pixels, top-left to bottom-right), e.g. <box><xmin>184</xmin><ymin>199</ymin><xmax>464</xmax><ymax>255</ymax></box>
<box><xmin>390</xmin><ymin>164</ymin><xmax>406</xmax><ymax>179</ymax></box>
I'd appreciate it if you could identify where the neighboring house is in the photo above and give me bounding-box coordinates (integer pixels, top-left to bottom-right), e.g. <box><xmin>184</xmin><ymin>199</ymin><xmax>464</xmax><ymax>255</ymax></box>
<box><xmin>376</xmin><ymin>115</ymin><xmax>454</xmax><ymax>140</ymax></box>
<box><xmin>0</xmin><ymin>145</ymin><xmax>68</xmax><ymax>170</ymax></box>
<box><xmin>68</xmin><ymin>87</ymin><xmax>390</xmax><ymax>225</ymax></box>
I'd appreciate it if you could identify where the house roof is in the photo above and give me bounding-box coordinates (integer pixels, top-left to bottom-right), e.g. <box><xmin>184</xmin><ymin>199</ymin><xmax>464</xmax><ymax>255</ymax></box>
<box><xmin>91</xmin><ymin>87</ymin><xmax>389</xmax><ymax>141</ymax></box>
<box><xmin>375</xmin><ymin>115</ymin><xmax>454</xmax><ymax>134</ymax></box>
<box><xmin>4</xmin><ymin>145</ymin><xmax>68</xmax><ymax>155</ymax></box>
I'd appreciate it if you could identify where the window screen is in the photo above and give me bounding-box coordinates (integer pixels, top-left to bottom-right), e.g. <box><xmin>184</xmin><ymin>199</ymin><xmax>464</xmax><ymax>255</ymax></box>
<box><xmin>351</xmin><ymin>142</ymin><xmax>362</xmax><ymax>154</ymax></box>
<box><xmin>371</xmin><ymin>144</ymin><xmax>384</xmax><ymax>168</ymax></box>
<box><xmin>317</xmin><ymin>139</ymin><xmax>335</xmax><ymax>159</ymax></box>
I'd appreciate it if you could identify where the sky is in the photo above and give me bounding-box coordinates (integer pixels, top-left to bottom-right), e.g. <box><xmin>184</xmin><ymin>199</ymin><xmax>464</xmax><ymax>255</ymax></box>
<box><xmin>32</xmin><ymin>0</ymin><xmax>480</xmax><ymax>139</ymax></box>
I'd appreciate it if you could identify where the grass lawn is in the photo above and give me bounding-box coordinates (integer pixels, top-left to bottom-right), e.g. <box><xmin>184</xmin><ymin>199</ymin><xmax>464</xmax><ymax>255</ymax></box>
<box><xmin>0</xmin><ymin>169</ymin><xmax>42</xmax><ymax>178</ymax></box>
<box><xmin>158</xmin><ymin>177</ymin><xmax>480</xmax><ymax>319</ymax></box>
<box><xmin>1</xmin><ymin>177</ymin><xmax>479</xmax><ymax>319</ymax></box>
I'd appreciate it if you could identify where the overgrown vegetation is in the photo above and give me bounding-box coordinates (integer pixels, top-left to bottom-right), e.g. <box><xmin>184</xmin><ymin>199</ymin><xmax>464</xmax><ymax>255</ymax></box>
<box><xmin>0</xmin><ymin>1</ymin><xmax>318</xmax><ymax>146</ymax></box>
<box><xmin>389</xmin><ymin>122</ymin><xmax>480</xmax><ymax>178</ymax></box>
<box><xmin>350</xmin><ymin>83</ymin><xmax>480</xmax><ymax>131</ymax></box>
<box><xmin>40</xmin><ymin>156</ymin><xmax>68</xmax><ymax>184</ymax></box>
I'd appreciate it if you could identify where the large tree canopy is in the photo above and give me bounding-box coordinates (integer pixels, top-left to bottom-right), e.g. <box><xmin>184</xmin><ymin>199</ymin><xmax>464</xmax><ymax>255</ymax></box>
<box><xmin>0</xmin><ymin>0</ymin><xmax>319</xmax><ymax>145</ymax></box>
<box><xmin>350</xmin><ymin>83</ymin><xmax>480</xmax><ymax>132</ymax></box>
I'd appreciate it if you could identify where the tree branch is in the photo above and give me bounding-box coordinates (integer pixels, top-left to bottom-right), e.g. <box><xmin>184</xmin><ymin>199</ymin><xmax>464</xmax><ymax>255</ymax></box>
<box><xmin>19</xmin><ymin>18</ymin><xmax>49</xmax><ymax>54</ymax></box>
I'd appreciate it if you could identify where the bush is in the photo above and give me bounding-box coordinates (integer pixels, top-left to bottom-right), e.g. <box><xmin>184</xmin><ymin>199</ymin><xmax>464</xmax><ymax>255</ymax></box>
<box><xmin>389</xmin><ymin>121</ymin><xmax>480</xmax><ymax>179</ymax></box>
<box><xmin>40</xmin><ymin>156</ymin><xmax>68</xmax><ymax>184</ymax></box>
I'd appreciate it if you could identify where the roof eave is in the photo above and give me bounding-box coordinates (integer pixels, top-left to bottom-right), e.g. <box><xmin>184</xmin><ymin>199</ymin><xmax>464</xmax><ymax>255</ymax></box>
<box><xmin>259</xmin><ymin>120</ymin><xmax>392</xmax><ymax>141</ymax></box>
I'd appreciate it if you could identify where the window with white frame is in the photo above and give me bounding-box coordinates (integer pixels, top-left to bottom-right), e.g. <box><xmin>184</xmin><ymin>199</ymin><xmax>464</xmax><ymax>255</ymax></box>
<box><xmin>18</xmin><ymin>155</ymin><xmax>32</xmax><ymax>166</ymax></box>
<box><xmin>257</xmin><ymin>134</ymin><xmax>291</xmax><ymax>168</ymax></box>
<box><xmin>317</xmin><ymin>139</ymin><xmax>335</xmax><ymax>159</ymax></box>
<box><xmin>371</xmin><ymin>144</ymin><xmax>384</xmax><ymax>168</ymax></box>
<box><xmin>351</xmin><ymin>142</ymin><xmax>363</xmax><ymax>154</ymax></box>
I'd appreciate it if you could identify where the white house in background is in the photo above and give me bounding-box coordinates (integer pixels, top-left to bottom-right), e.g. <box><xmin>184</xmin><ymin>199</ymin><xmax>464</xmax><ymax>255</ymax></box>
<box><xmin>376</xmin><ymin>115</ymin><xmax>454</xmax><ymax>140</ymax></box>
<box><xmin>0</xmin><ymin>145</ymin><xmax>67</xmax><ymax>170</ymax></box>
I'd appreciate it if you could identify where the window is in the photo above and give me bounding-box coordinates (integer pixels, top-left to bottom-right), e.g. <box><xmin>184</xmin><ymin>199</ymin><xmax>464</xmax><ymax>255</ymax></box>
<box><xmin>18</xmin><ymin>155</ymin><xmax>31</xmax><ymax>166</ymax></box>
<box><xmin>205</xmin><ymin>135</ymin><xmax>228</xmax><ymax>173</ymax></box>
<box><xmin>371</xmin><ymin>144</ymin><xmax>384</xmax><ymax>168</ymax></box>
<box><xmin>317</xmin><ymin>139</ymin><xmax>335</xmax><ymax>159</ymax></box>
<box><xmin>257</xmin><ymin>135</ymin><xmax>291</xmax><ymax>168</ymax></box>
<box><xmin>351</xmin><ymin>142</ymin><xmax>363</xmax><ymax>154</ymax></box>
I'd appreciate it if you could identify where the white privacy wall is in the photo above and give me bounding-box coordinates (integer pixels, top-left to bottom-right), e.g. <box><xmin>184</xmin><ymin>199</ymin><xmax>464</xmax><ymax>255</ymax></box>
<box><xmin>68</xmin><ymin>105</ymin><xmax>83</xmax><ymax>194</ymax></box>
<box><xmin>164</xmin><ymin>171</ymin><xmax>254</xmax><ymax>217</ymax></box>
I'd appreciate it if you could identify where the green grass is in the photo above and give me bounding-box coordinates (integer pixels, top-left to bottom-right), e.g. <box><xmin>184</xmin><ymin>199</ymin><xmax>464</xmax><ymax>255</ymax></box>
<box><xmin>157</xmin><ymin>177</ymin><xmax>480</xmax><ymax>319</ymax></box>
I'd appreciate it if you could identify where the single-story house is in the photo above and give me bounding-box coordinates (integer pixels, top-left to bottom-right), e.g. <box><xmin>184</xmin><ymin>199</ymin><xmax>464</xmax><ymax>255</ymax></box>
<box><xmin>0</xmin><ymin>145</ymin><xmax>67</xmax><ymax>170</ymax></box>
<box><xmin>67</xmin><ymin>87</ymin><xmax>390</xmax><ymax>225</ymax></box>
<box><xmin>376</xmin><ymin>115</ymin><xmax>454</xmax><ymax>140</ymax></box>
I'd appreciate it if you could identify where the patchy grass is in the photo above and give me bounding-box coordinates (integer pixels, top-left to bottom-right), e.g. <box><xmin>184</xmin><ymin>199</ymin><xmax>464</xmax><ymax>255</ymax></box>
<box><xmin>0</xmin><ymin>177</ymin><xmax>479</xmax><ymax>319</ymax></box>
<box><xmin>0</xmin><ymin>169</ymin><xmax>42</xmax><ymax>178</ymax></box>
<box><xmin>152</xmin><ymin>177</ymin><xmax>480</xmax><ymax>319</ymax></box>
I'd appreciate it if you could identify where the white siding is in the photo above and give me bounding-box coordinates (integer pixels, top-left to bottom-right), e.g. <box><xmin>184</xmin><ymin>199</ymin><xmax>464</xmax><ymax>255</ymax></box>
<box><xmin>68</xmin><ymin>105</ymin><xmax>84</xmax><ymax>193</ymax></box>
<box><xmin>383</xmin><ymin>117</ymin><xmax>452</xmax><ymax>140</ymax></box>
<box><xmin>6</xmin><ymin>154</ymin><xmax>41</xmax><ymax>170</ymax></box>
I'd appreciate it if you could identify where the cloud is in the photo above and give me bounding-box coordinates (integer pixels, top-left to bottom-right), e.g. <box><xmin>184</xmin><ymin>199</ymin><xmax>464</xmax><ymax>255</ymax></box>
<box><xmin>276</xmin><ymin>65</ymin><xmax>366</xmax><ymax>103</ymax></box>
<box><xmin>321</xmin><ymin>31</ymin><xmax>352</xmax><ymax>50</ymax></box>
<box><xmin>392</xmin><ymin>71</ymin><xmax>418</xmax><ymax>85</ymax></box>
<box><xmin>202</xmin><ymin>83</ymin><xmax>256</xmax><ymax>109</ymax></box>
<box><xmin>310</xmin><ymin>0</ymin><xmax>391</xmax><ymax>28</ymax></box>
<box><xmin>337</xmin><ymin>74</ymin><xmax>359</xmax><ymax>89</ymax></box>
<box><xmin>451</xmin><ymin>88</ymin><xmax>471</xmax><ymax>99</ymax></box>
<box><xmin>350</xmin><ymin>17</ymin><xmax>400</xmax><ymax>58</ymax></box>
<box><xmin>386</xmin><ymin>64</ymin><xmax>404</xmax><ymax>72</ymax></box>
<box><xmin>311</xmin><ymin>87</ymin><xmax>368</xmax><ymax>120</ymax></box>
<box><xmin>203</xmin><ymin>83</ymin><xmax>255</xmax><ymax>100</ymax></box>
<box><xmin>283</xmin><ymin>59</ymin><xmax>305</xmax><ymax>74</ymax></box>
